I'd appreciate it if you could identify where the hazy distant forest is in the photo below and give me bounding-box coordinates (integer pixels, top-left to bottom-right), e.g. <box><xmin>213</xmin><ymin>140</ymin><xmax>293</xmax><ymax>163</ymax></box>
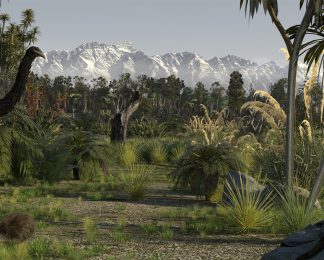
<box><xmin>0</xmin><ymin>1</ymin><xmax>323</xmax><ymax>259</ymax></box>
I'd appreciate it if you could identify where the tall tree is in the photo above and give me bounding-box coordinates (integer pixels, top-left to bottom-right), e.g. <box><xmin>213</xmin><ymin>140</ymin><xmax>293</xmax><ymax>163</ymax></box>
<box><xmin>239</xmin><ymin>0</ymin><xmax>324</xmax><ymax>189</ymax></box>
<box><xmin>0</xmin><ymin>9</ymin><xmax>39</xmax><ymax>95</ymax></box>
<box><xmin>269</xmin><ymin>78</ymin><xmax>288</xmax><ymax>109</ymax></box>
<box><xmin>227</xmin><ymin>71</ymin><xmax>245</xmax><ymax>118</ymax></box>
<box><xmin>209</xmin><ymin>81</ymin><xmax>226</xmax><ymax>112</ymax></box>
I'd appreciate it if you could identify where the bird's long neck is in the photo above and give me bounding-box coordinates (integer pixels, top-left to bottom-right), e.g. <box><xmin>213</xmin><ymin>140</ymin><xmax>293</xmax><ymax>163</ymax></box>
<box><xmin>0</xmin><ymin>53</ymin><xmax>35</xmax><ymax>117</ymax></box>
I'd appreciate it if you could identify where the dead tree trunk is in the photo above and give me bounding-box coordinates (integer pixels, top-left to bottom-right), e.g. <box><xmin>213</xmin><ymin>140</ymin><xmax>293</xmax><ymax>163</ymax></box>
<box><xmin>110</xmin><ymin>91</ymin><xmax>141</xmax><ymax>142</ymax></box>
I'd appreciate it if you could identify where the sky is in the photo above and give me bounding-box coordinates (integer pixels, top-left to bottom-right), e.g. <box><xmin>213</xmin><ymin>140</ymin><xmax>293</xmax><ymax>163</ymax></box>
<box><xmin>0</xmin><ymin>0</ymin><xmax>306</xmax><ymax>66</ymax></box>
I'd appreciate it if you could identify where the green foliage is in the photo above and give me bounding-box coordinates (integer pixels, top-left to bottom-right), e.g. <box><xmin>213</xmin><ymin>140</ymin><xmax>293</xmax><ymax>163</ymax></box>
<box><xmin>63</xmin><ymin>130</ymin><xmax>110</xmax><ymax>180</ymax></box>
<box><xmin>148</xmin><ymin>142</ymin><xmax>168</xmax><ymax>164</ymax></box>
<box><xmin>227</xmin><ymin>71</ymin><xmax>245</xmax><ymax>118</ymax></box>
<box><xmin>29</xmin><ymin>238</ymin><xmax>51</xmax><ymax>259</ymax></box>
<box><xmin>140</xmin><ymin>221</ymin><xmax>159</xmax><ymax>235</ymax></box>
<box><xmin>129</xmin><ymin>117</ymin><xmax>166</xmax><ymax>138</ymax></box>
<box><xmin>158</xmin><ymin>226</ymin><xmax>174</xmax><ymax>240</ymax></box>
<box><xmin>0</xmin><ymin>243</ymin><xmax>30</xmax><ymax>260</ymax></box>
<box><xmin>223</xmin><ymin>176</ymin><xmax>273</xmax><ymax>232</ymax></box>
<box><xmin>274</xmin><ymin>187</ymin><xmax>323</xmax><ymax>234</ymax></box>
<box><xmin>116</xmin><ymin>142</ymin><xmax>138</xmax><ymax>166</ymax></box>
<box><xmin>0</xmin><ymin>108</ymin><xmax>43</xmax><ymax>182</ymax></box>
<box><xmin>0</xmin><ymin>9</ymin><xmax>39</xmax><ymax>85</ymax></box>
<box><xmin>111</xmin><ymin>219</ymin><xmax>129</xmax><ymax>243</ymax></box>
<box><xmin>169</xmin><ymin>143</ymin><xmax>186</xmax><ymax>163</ymax></box>
<box><xmin>170</xmin><ymin>143</ymin><xmax>243</xmax><ymax>200</ymax></box>
<box><xmin>118</xmin><ymin>164</ymin><xmax>155</xmax><ymax>200</ymax></box>
<box><xmin>83</xmin><ymin>217</ymin><xmax>98</xmax><ymax>243</ymax></box>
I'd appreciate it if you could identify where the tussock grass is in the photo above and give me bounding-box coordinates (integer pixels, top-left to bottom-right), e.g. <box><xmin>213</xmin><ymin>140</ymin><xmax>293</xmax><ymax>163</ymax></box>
<box><xmin>118</xmin><ymin>164</ymin><xmax>155</xmax><ymax>200</ymax></box>
<box><xmin>223</xmin><ymin>175</ymin><xmax>273</xmax><ymax>233</ymax></box>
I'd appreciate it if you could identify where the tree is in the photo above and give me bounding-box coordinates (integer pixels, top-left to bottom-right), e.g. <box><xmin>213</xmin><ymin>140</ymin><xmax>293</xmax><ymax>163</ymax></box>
<box><xmin>269</xmin><ymin>78</ymin><xmax>288</xmax><ymax>109</ymax></box>
<box><xmin>209</xmin><ymin>81</ymin><xmax>226</xmax><ymax>112</ymax></box>
<box><xmin>227</xmin><ymin>71</ymin><xmax>246</xmax><ymax>118</ymax></box>
<box><xmin>239</xmin><ymin>0</ymin><xmax>324</xmax><ymax>189</ymax></box>
<box><xmin>108</xmin><ymin>73</ymin><xmax>143</xmax><ymax>142</ymax></box>
<box><xmin>0</xmin><ymin>9</ymin><xmax>39</xmax><ymax>95</ymax></box>
<box><xmin>193</xmin><ymin>81</ymin><xmax>208</xmax><ymax>114</ymax></box>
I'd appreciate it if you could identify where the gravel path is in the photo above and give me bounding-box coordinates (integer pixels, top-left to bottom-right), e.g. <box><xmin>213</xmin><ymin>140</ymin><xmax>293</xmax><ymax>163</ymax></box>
<box><xmin>44</xmin><ymin>189</ymin><xmax>282</xmax><ymax>260</ymax></box>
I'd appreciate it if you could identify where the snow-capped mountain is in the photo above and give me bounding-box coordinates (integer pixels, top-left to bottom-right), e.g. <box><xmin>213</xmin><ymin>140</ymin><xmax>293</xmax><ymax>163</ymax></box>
<box><xmin>32</xmin><ymin>41</ymin><xmax>308</xmax><ymax>90</ymax></box>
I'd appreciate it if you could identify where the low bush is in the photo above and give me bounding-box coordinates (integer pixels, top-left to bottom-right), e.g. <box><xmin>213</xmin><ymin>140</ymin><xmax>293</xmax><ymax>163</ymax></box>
<box><xmin>118</xmin><ymin>164</ymin><xmax>155</xmax><ymax>200</ymax></box>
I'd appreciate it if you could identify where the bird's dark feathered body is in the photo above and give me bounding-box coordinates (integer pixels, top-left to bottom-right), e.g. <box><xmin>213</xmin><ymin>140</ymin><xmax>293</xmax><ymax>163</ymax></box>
<box><xmin>0</xmin><ymin>213</ymin><xmax>35</xmax><ymax>241</ymax></box>
<box><xmin>0</xmin><ymin>46</ymin><xmax>45</xmax><ymax>117</ymax></box>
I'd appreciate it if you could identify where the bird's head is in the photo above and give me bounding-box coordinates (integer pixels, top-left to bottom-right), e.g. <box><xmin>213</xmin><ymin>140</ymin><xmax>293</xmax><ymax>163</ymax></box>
<box><xmin>26</xmin><ymin>46</ymin><xmax>45</xmax><ymax>59</ymax></box>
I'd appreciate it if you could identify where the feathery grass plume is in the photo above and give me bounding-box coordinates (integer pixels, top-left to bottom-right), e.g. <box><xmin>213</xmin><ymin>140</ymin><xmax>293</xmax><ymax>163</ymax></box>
<box><xmin>300</xmin><ymin>120</ymin><xmax>313</xmax><ymax>142</ymax></box>
<box><xmin>299</xmin><ymin>125</ymin><xmax>306</xmax><ymax>140</ymax></box>
<box><xmin>243</xmin><ymin>101</ymin><xmax>285</xmax><ymax>124</ymax></box>
<box><xmin>304</xmin><ymin>57</ymin><xmax>321</xmax><ymax>120</ymax></box>
<box><xmin>253</xmin><ymin>90</ymin><xmax>286</xmax><ymax>121</ymax></box>
<box><xmin>280</xmin><ymin>48</ymin><xmax>290</xmax><ymax>61</ymax></box>
<box><xmin>199</xmin><ymin>104</ymin><xmax>211</xmax><ymax>124</ymax></box>
<box><xmin>240</xmin><ymin>103</ymin><xmax>278</xmax><ymax>129</ymax></box>
<box><xmin>201</xmin><ymin>129</ymin><xmax>210</xmax><ymax>145</ymax></box>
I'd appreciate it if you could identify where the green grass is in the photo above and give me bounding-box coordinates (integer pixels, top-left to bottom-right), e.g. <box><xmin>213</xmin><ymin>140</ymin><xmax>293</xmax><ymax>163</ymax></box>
<box><xmin>117</xmin><ymin>142</ymin><xmax>138</xmax><ymax>166</ymax></box>
<box><xmin>273</xmin><ymin>187</ymin><xmax>324</xmax><ymax>234</ymax></box>
<box><xmin>140</xmin><ymin>221</ymin><xmax>160</xmax><ymax>235</ymax></box>
<box><xmin>83</xmin><ymin>217</ymin><xmax>98</xmax><ymax>243</ymax></box>
<box><xmin>223</xmin><ymin>176</ymin><xmax>273</xmax><ymax>232</ymax></box>
<box><xmin>118</xmin><ymin>164</ymin><xmax>156</xmax><ymax>200</ymax></box>
<box><xmin>159</xmin><ymin>226</ymin><xmax>174</xmax><ymax>240</ymax></box>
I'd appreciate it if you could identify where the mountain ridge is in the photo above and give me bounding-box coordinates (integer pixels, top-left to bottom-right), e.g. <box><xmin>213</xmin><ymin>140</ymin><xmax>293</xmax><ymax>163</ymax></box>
<box><xmin>32</xmin><ymin>41</ymin><xmax>307</xmax><ymax>90</ymax></box>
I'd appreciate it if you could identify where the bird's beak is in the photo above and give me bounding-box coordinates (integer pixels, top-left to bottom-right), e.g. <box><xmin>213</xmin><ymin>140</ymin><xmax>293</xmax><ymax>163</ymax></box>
<box><xmin>35</xmin><ymin>49</ymin><xmax>46</xmax><ymax>59</ymax></box>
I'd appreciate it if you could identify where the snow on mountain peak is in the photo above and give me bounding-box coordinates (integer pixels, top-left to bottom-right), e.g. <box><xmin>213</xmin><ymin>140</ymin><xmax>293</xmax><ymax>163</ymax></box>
<box><xmin>32</xmin><ymin>42</ymin><xmax>307</xmax><ymax>90</ymax></box>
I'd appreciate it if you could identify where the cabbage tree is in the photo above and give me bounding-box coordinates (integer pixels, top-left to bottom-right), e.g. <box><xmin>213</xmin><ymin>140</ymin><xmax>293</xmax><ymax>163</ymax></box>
<box><xmin>239</xmin><ymin>0</ymin><xmax>323</xmax><ymax>189</ymax></box>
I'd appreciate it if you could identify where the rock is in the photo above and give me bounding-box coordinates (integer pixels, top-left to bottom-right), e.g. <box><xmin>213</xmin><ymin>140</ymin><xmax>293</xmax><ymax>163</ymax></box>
<box><xmin>221</xmin><ymin>171</ymin><xmax>265</xmax><ymax>206</ymax></box>
<box><xmin>260</xmin><ymin>184</ymin><xmax>321</xmax><ymax>210</ymax></box>
<box><xmin>262</xmin><ymin>221</ymin><xmax>324</xmax><ymax>260</ymax></box>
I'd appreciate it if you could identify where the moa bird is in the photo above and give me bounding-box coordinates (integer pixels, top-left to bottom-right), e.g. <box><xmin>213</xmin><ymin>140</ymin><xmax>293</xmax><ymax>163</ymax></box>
<box><xmin>0</xmin><ymin>46</ymin><xmax>45</xmax><ymax>117</ymax></box>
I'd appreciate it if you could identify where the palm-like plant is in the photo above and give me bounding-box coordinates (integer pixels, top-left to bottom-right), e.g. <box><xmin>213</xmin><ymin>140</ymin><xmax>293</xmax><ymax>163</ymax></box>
<box><xmin>239</xmin><ymin>0</ymin><xmax>323</xmax><ymax>189</ymax></box>
<box><xmin>170</xmin><ymin>142</ymin><xmax>243</xmax><ymax>201</ymax></box>
<box><xmin>0</xmin><ymin>107</ymin><xmax>43</xmax><ymax>181</ymax></box>
<box><xmin>62</xmin><ymin>130</ymin><xmax>109</xmax><ymax>180</ymax></box>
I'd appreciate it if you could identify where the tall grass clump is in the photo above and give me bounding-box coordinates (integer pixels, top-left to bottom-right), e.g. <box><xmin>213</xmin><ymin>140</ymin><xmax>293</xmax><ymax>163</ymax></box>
<box><xmin>0</xmin><ymin>243</ymin><xmax>30</xmax><ymax>260</ymax></box>
<box><xmin>274</xmin><ymin>188</ymin><xmax>323</xmax><ymax>234</ymax></box>
<box><xmin>118</xmin><ymin>164</ymin><xmax>155</xmax><ymax>200</ymax></box>
<box><xmin>223</xmin><ymin>175</ymin><xmax>273</xmax><ymax>232</ymax></box>
<box><xmin>83</xmin><ymin>217</ymin><xmax>97</xmax><ymax>243</ymax></box>
<box><xmin>117</xmin><ymin>142</ymin><xmax>138</xmax><ymax>166</ymax></box>
<box><xmin>148</xmin><ymin>142</ymin><xmax>168</xmax><ymax>164</ymax></box>
<box><xmin>169</xmin><ymin>143</ymin><xmax>186</xmax><ymax>163</ymax></box>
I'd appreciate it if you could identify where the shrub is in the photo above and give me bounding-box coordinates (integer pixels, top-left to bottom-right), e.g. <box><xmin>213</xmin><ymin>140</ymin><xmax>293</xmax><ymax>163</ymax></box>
<box><xmin>170</xmin><ymin>143</ymin><xmax>243</xmax><ymax>200</ymax></box>
<box><xmin>158</xmin><ymin>226</ymin><xmax>174</xmax><ymax>240</ymax></box>
<box><xmin>118</xmin><ymin>164</ymin><xmax>155</xmax><ymax>200</ymax></box>
<box><xmin>274</xmin><ymin>187</ymin><xmax>323</xmax><ymax>234</ymax></box>
<box><xmin>117</xmin><ymin>142</ymin><xmax>138</xmax><ymax>166</ymax></box>
<box><xmin>83</xmin><ymin>217</ymin><xmax>97</xmax><ymax>243</ymax></box>
<box><xmin>29</xmin><ymin>238</ymin><xmax>51</xmax><ymax>259</ymax></box>
<box><xmin>223</xmin><ymin>175</ymin><xmax>273</xmax><ymax>232</ymax></box>
<box><xmin>149</xmin><ymin>142</ymin><xmax>168</xmax><ymax>164</ymax></box>
<box><xmin>128</xmin><ymin>117</ymin><xmax>166</xmax><ymax>138</ymax></box>
<box><xmin>169</xmin><ymin>143</ymin><xmax>186</xmax><ymax>163</ymax></box>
